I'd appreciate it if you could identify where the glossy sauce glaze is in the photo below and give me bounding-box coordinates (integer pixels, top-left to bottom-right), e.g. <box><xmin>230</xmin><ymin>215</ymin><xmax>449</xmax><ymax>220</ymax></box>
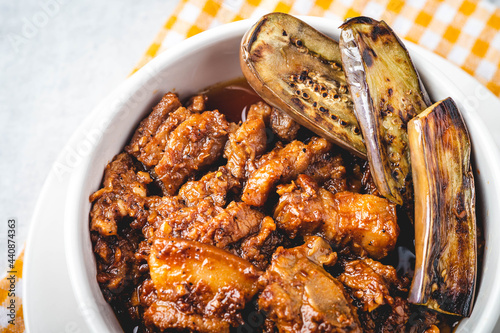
<box><xmin>201</xmin><ymin>78</ymin><xmax>462</xmax><ymax>332</ymax></box>
<box><xmin>201</xmin><ymin>77</ymin><xmax>264</xmax><ymax>124</ymax></box>
<box><xmin>91</xmin><ymin>77</ymin><xmax>467</xmax><ymax>332</ymax></box>
<box><xmin>203</xmin><ymin>77</ymin><xmax>417</xmax><ymax>274</ymax></box>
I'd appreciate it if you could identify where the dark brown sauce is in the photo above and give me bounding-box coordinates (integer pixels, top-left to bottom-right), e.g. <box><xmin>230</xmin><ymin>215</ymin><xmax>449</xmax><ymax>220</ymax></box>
<box><xmin>201</xmin><ymin>77</ymin><xmax>264</xmax><ymax>123</ymax></box>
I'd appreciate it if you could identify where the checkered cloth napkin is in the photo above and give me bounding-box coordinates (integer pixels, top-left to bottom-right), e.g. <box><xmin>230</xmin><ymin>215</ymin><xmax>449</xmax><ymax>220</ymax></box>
<box><xmin>2</xmin><ymin>0</ymin><xmax>499</xmax><ymax>332</ymax></box>
<box><xmin>1</xmin><ymin>250</ymin><xmax>23</xmax><ymax>332</ymax></box>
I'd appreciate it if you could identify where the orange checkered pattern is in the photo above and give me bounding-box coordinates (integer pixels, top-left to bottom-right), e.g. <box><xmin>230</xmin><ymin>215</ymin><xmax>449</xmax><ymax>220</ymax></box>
<box><xmin>0</xmin><ymin>250</ymin><xmax>24</xmax><ymax>333</ymax></box>
<box><xmin>133</xmin><ymin>0</ymin><xmax>500</xmax><ymax>97</ymax></box>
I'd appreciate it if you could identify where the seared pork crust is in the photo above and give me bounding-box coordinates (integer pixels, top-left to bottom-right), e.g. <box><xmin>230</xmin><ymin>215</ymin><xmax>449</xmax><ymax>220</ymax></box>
<box><xmin>258</xmin><ymin>237</ymin><xmax>362</xmax><ymax>333</ymax></box>
<box><xmin>90</xmin><ymin>152</ymin><xmax>151</xmax><ymax>236</ymax></box>
<box><xmin>274</xmin><ymin>174</ymin><xmax>399</xmax><ymax>259</ymax></box>
<box><xmin>126</xmin><ymin>92</ymin><xmax>182</xmax><ymax>159</ymax></box>
<box><xmin>242</xmin><ymin>137</ymin><xmax>332</xmax><ymax>207</ymax></box>
<box><xmin>155</xmin><ymin>110</ymin><xmax>229</xmax><ymax>195</ymax></box>
<box><xmin>269</xmin><ymin>107</ymin><xmax>300</xmax><ymax>142</ymax></box>
<box><xmin>224</xmin><ymin>101</ymin><xmax>271</xmax><ymax>179</ymax></box>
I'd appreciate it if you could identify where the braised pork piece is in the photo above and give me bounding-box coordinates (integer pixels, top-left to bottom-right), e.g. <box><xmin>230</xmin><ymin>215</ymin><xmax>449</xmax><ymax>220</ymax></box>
<box><xmin>90</xmin><ymin>79</ymin><xmax>458</xmax><ymax>332</ymax></box>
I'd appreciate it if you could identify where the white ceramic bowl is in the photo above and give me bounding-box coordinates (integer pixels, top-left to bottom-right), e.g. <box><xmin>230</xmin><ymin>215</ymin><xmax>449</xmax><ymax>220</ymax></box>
<box><xmin>65</xmin><ymin>17</ymin><xmax>500</xmax><ymax>332</ymax></box>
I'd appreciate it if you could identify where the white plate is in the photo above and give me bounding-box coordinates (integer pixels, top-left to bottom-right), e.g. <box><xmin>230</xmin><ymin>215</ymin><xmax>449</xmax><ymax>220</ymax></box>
<box><xmin>23</xmin><ymin>18</ymin><xmax>500</xmax><ymax>332</ymax></box>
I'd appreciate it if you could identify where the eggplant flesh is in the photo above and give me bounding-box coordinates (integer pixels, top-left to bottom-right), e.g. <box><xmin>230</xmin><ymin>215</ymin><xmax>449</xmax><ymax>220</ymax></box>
<box><xmin>408</xmin><ymin>98</ymin><xmax>476</xmax><ymax>317</ymax></box>
<box><xmin>339</xmin><ymin>17</ymin><xmax>431</xmax><ymax>205</ymax></box>
<box><xmin>240</xmin><ymin>12</ymin><xmax>367</xmax><ymax>158</ymax></box>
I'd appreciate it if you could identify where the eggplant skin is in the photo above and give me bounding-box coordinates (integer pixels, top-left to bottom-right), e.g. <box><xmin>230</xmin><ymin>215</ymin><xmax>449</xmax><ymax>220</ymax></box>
<box><xmin>339</xmin><ymin>17</ymin><xmax>431</xmax><ymax>205</ymax></box>
<box><xmin>408</xmin><ymin>98</ymin><xmax>476</xmax><ymax>317</ymax></box>
<box><xmin>240</xmin><ymin>12</ymin><xmax>367</xmax><ymax>158</ymax></box>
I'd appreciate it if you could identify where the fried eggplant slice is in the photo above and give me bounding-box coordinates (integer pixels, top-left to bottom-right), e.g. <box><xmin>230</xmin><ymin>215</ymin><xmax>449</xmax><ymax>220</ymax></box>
<box><xmin>407</xmin><ymin>98</ymin><xmax>476</xmax><ymax>317</ymax></box>
<box><xmin>339</xmin><ymin>17</ymin><xmax>431</xmax><ymax>205</ymax></box>
<box><xmin>241</xmin><ymin>12</ymin><xmax>367</xmax><ymax>157</ymax></box>
<box><xmin>259</xmin><ymin>236</ymin><xmax>362</xmax><ymax>332</ymax></box>
<box><xmin>148</xmin><ymin>238</ymin><xmax>261</xmax><ymax>330</ymax></box>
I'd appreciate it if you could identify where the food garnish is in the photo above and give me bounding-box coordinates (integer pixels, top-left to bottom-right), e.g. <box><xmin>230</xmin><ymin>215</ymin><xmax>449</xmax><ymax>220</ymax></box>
<box><xmin>240</xmin><ymin>12</ymin><xmax>367</xmax><ymax>158</ymax></box>
<box><xmin>339</xmin><ymin>17</ymin><xmax>431</xmax><ymax>205</ymax></box>
<box><xmin>408</xmin><ymin>97</ymin><xmax>477</xmax><ymax>317</ymax></box>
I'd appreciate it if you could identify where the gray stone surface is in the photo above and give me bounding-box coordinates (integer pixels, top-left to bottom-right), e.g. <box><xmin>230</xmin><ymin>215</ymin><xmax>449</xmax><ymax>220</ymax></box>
<box><xmin>0</xmin><ymin>0</ymin><xmax>178</xmax><ymax>271</ymax></box>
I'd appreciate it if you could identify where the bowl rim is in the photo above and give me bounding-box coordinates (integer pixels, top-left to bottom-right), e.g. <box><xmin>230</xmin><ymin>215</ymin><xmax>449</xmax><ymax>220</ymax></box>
<box><xmin>64</xmin><ymin>15</ymin><xmax>500</xmax><ymax>333</ymax></box>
